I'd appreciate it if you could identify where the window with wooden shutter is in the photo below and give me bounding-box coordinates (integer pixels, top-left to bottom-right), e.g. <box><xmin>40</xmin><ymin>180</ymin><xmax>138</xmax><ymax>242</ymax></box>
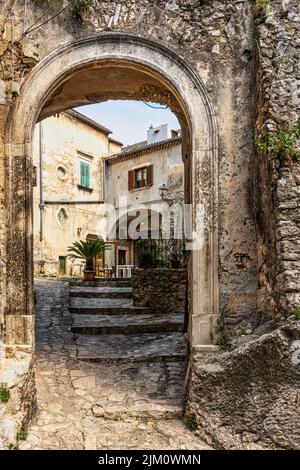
<box><xmin>80</xmin><ymin>161</ymin><xmax>90</xmax><ymax>188</ymax></box>
<box><xmin>128</xmin><ymin>166</ymin><xmax>153</xmax><ymax>190</ymax></box>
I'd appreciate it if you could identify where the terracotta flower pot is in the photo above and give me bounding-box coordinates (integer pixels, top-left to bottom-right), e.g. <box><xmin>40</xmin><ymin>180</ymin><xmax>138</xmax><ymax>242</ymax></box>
<box><xmin>83</xmin><ymin>269</ymin><xmax>96</xmax><ymax>281</ymax></box>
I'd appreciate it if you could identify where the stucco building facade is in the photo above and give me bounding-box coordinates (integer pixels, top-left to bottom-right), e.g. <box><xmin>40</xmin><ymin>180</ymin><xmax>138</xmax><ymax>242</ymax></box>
<box><xmin>106</xmin><ymin>124</ymin><xmax>183</xmax><ymax>272</ymax></box>
<box><xmin>32</xmin><ymin>109</ymin><xmax>122</xmax><ymax>276</ymax></box>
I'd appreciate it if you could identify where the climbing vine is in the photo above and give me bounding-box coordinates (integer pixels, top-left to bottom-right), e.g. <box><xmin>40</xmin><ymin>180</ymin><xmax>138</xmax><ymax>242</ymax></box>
<box><xmin>0</xmin><ymin>383</ymin><xmax>10</xmax><ymax>402</ymax></box>
<box><xmin>256</xmin><ymin>119</ymin><xmax>300</xmax><ymax>161</ymax></box>
<box><xmin>215</xmin><ymin>307</ymin><xmax>231</xmax><ymax>349</ymax></box>
<box><xmin>290</xmin><ymin>307</ymin><xmax>300</xmax><ymax>321</ymax></box>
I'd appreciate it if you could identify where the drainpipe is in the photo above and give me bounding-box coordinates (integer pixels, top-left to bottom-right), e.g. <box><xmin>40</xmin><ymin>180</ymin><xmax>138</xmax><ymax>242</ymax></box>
<box><xmin>103</xmin><ymin>158</ymin><xmax>108</xmax><ymax>201</ymax></box>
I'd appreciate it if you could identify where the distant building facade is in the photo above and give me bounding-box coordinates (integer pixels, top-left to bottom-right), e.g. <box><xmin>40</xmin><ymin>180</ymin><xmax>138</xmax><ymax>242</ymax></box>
<box><xmin>32</xmin><ymin>110</ymin><xmax>122</xmax><ymax>276</ymax></box>
<box><xmin>106</xmin><ymin>124</ymin><xmax>183</xmax><ymax>273</ymax></box>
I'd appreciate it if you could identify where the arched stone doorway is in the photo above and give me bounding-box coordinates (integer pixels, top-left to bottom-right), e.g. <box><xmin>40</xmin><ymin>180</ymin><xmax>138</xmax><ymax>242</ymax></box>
<box><xmin>4</xmin><ymin>34</ymin><xmax>218</xmax><ymax>359</ymax></box>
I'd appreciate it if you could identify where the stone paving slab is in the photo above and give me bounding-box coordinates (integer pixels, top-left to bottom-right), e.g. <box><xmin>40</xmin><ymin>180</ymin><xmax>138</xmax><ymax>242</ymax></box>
<box><xmin>75</xmin><ymin>332</ymin><xmax>187</xmax><ymax>362</ymax></box>
<box><xmin>21</xmin><ymin>417</ymin><xmax>212</xmax><ymax>450</ymax></box>
<box><xmin>71</xmin><ymin>312</ymin><xmax>184</xmax><ymax>335</ymax></box>
<box><xmin>20</xmin><ymin>279</ymin><xmax>211</xmax><ymax>450</ymax></box>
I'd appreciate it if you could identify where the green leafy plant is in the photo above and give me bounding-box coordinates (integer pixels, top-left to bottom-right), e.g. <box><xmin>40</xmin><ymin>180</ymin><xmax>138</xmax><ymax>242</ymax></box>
<box><xmin>7</xmin><ymin>443</ymin><xmax>18</xmax><ymax>450</ymax></box>
<box><xmin>252</xmin><ymin>0</ymin><xmax>269</xmax><ymax>16</ymax></box>
<box><xmin>186</xmin><ymin>414</ymin><xmax>198</xmax><ymax>431</ymax></box>
<box><xmin>216</xmin><ymin>334</ymin><xmax>231</xmax><ymax>348</ymax></box>
<box><xmin>73</xmin><ymin>0</ymin><xmax>92</xmax><ymax>16</ymax></box>
<box><xmin>256</xmin><ymin>119</ymin><xmax>300</xmax><ymax>161</ymax></box>
<box><xmin>291</xmin><ymin>307</ymin><xmax>300</xmax><ymax>321</ymax></box>
<box><xmin>215</xmin><ymin>307</ymin><xmax>231</xmax><ymax>349</ymax></box>
<box><xmin>256</xmin><ymin>0</ymin><xmax>269</xmax><ymax>7</ymax></box>
<box><xmin>16</xmin><ymin>424</ymin><xmax>28</xmax><ymax>441</ymax></box>
<box><xmin>0</xmin><ymin>383</ymin><xmax>10</xmax><ymax>403</ymax></box>
<box><xmin>68</xmin><ymin>239</ymin><xmax>108</xmax><ymax>271</ymax></box>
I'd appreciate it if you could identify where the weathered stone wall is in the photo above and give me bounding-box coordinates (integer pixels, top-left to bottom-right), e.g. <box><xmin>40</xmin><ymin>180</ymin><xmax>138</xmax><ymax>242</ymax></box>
<box><xmin>0</xmin><ymin>353</ymin><xmax>36</xmax><ymax>449</ymax></box>
<box><xmin>132</xmin><ymin>268</ymin><xmax>187</xmax><ymax>313</ymax></box>
<box><xmin>255</xmin><ymin>0</ymin><xmax>300</xmax><ymax>318</ymax></box>
<box><xmin>187</xmin><ymin>321</ymin><xmax>300</xmax><ymax>450</ymax></box>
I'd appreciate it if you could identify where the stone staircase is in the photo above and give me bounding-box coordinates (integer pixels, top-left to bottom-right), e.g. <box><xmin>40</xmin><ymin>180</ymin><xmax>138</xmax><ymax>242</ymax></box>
<box><xmin>68</xmin><ymin>278</ymin><xmax>187</xmax><ymax>419</ymax></box>
<box><xmin>69</xmin><ymin>278</ymin><xmax>186</xmax><ymax>364</ymax></box>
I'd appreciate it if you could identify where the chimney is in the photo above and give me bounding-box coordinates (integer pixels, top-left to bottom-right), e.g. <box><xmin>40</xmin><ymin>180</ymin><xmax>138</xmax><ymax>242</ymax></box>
<box><xmin>147</xmin><ymin>123</ymin><xmax>170</xmax><ymax>144</ymax></box>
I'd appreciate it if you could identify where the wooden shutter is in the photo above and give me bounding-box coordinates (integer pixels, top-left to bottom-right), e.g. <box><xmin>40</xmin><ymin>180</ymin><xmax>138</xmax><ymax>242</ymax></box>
<box><xmin>80</xmin><ymin>161</ymin><xmax>85</xmax><ymax>186</ymax></box>
<box><xmin>128</xmin><ymin>169</ymin><xmax>135</xmax><ymax>190</ymax></box>
<box><xmin>80</xmin><ymin>161</ymin><xmax>90</xmax><ymax>187</ymax></box>
<box><xmin>85</xmin><ymin>162</ymin><xmax>90</xmax><ymax>187</ymax></box>
<box><xmin>147</xmin><ymin>165</ymin><xmax>153</xmax><ymax>186</ymax></box>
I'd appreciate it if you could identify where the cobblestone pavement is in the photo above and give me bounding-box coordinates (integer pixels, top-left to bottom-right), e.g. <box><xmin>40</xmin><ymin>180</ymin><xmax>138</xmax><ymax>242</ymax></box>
<box><xmin>20</xmin><ymin>279</ymin><xmax>211</xmax><ymax>450</ymax></box>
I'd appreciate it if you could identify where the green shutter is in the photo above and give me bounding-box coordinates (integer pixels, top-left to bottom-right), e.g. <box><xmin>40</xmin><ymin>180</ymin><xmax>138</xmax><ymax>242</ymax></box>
<box><xmin>80</xmin><ymin>161</ymin><xmax>90</xmax><ymax>188</ymax></box>
<box><xmin>85</xmin><ymin>163</ymin><xmax>90</xmax><ymax>188</ymax></box>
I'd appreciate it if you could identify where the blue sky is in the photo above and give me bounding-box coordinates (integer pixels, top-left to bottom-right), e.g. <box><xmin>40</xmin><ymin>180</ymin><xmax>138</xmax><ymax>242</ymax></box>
<box><xmin>76</xmin><ymin>100</ymin><xmax>180</xmax><ymax>147</ymax></box>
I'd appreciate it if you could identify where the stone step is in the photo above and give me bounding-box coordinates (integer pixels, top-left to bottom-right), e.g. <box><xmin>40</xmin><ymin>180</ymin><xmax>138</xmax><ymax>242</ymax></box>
<box><xmin>69</xmin><ymin>306</ymin><xmax>160</xmax><ymax>315</ymax></box>
<box><xmin>71</xmin><ymin>313</ymin><xmax>184</xmax><ymax>335</ymax></box>
<box><xmin>75</xmin><ymin>332</ymin><xmax>187</xmax><ymax>363</ymax></box>
<box><xmin>91</xmin><ymin>402</ymin><xmax>183</xmax><ymax>420</ymax></box>
<box><xmin>70</xmin><ymin>297</ymin><xmax>133</xmax><ymax>308</ymax></box>
<box><xmin>70</xmin><ymin>286</ymin><xmax>132</xmax><ymax>299</ymax></box>
<box><xmin>69</xmin><ymin>279</ymin><xmax>132</xmax><ymax>288</ymax></box>
<box><xmin>69</xmin><ymin>297</ymin><xmax>160</xmax><ymax>315</ymax></box>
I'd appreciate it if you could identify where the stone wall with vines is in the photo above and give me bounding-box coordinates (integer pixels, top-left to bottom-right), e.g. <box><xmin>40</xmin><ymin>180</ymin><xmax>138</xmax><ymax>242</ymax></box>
<box><xmin>254</xmin><ymin>0</ymin><xmax>300</xmax><ymax>318</ymax></box>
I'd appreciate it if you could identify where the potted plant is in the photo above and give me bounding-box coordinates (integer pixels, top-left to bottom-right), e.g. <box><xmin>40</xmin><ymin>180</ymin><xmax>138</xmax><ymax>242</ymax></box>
<box><xmin>68</xmin><ymin>239</ymin><xmax>107</xmax><ymax>281</ymax></box>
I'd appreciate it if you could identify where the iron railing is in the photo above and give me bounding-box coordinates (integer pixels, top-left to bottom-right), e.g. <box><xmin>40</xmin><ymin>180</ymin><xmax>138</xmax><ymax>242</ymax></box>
<box><xmin>133</xmin><ymin>238</ymin><xmax>186</xmax><ymax>269</ymax></box>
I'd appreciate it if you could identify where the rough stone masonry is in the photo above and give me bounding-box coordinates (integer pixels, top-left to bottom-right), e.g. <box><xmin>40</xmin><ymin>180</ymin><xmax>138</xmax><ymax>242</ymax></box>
<box><xmin>0</xmin><ymin>0</ymin><xmax>299</xmax><ymax>449</ymax></box>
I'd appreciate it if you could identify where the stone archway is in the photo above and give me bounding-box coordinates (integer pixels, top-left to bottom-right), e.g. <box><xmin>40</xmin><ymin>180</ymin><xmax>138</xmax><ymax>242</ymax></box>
<box><xmin>4</xmin><ymin>34</ymin><xmax>218</xmax><ymax>358</ymax></box>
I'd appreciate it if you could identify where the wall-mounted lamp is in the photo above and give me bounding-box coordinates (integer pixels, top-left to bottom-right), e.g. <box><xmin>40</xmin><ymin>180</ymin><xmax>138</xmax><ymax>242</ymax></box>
<box><xmin>77</xmin><ymin>227</ymin><xmax>82</xmax><ymax>236</ymax></box>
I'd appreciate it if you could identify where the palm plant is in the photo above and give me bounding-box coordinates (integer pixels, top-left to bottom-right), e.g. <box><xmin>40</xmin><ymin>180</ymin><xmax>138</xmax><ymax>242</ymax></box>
<box><xmin>68</xmin><ymin>239</ymin><xmax>108</xmax><ymax>271</ymax></box>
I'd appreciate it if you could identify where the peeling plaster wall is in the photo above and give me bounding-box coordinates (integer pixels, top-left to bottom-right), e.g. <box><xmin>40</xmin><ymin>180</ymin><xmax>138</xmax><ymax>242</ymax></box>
<box><xmin>107</xmin><ymin>142</ymin><xmax>183</xmax><ymax>208</ymax></box>
<box><xmin>32</xmin><ymin>112</ymin><xmax>114</xmax><ymax>276</ymax></box>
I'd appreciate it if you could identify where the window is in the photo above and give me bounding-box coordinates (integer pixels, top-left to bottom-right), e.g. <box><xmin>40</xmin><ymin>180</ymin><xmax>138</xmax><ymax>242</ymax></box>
<box><xmin>136</xmin><ymin>167</ymin><xmax>147</xmax><ymax>188</ymax></box>
<box><xmin>57</xmin><ymin>166</ymin><xmax>67</xmax><ymax>179</ymax></box>
<box><xmin>57</xmin><ymin>208</ymin><xmax>68</xmax><ymax>225</ymax></box>
<box><xmin>128</xmin><ymin>165</ymin><xmax>153</xmax><ymax>190</ymax></box>
<box><xmin>80</xmin><ymin>160</ymin><xmax>91</xmax><ymax>188</ymax></box>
